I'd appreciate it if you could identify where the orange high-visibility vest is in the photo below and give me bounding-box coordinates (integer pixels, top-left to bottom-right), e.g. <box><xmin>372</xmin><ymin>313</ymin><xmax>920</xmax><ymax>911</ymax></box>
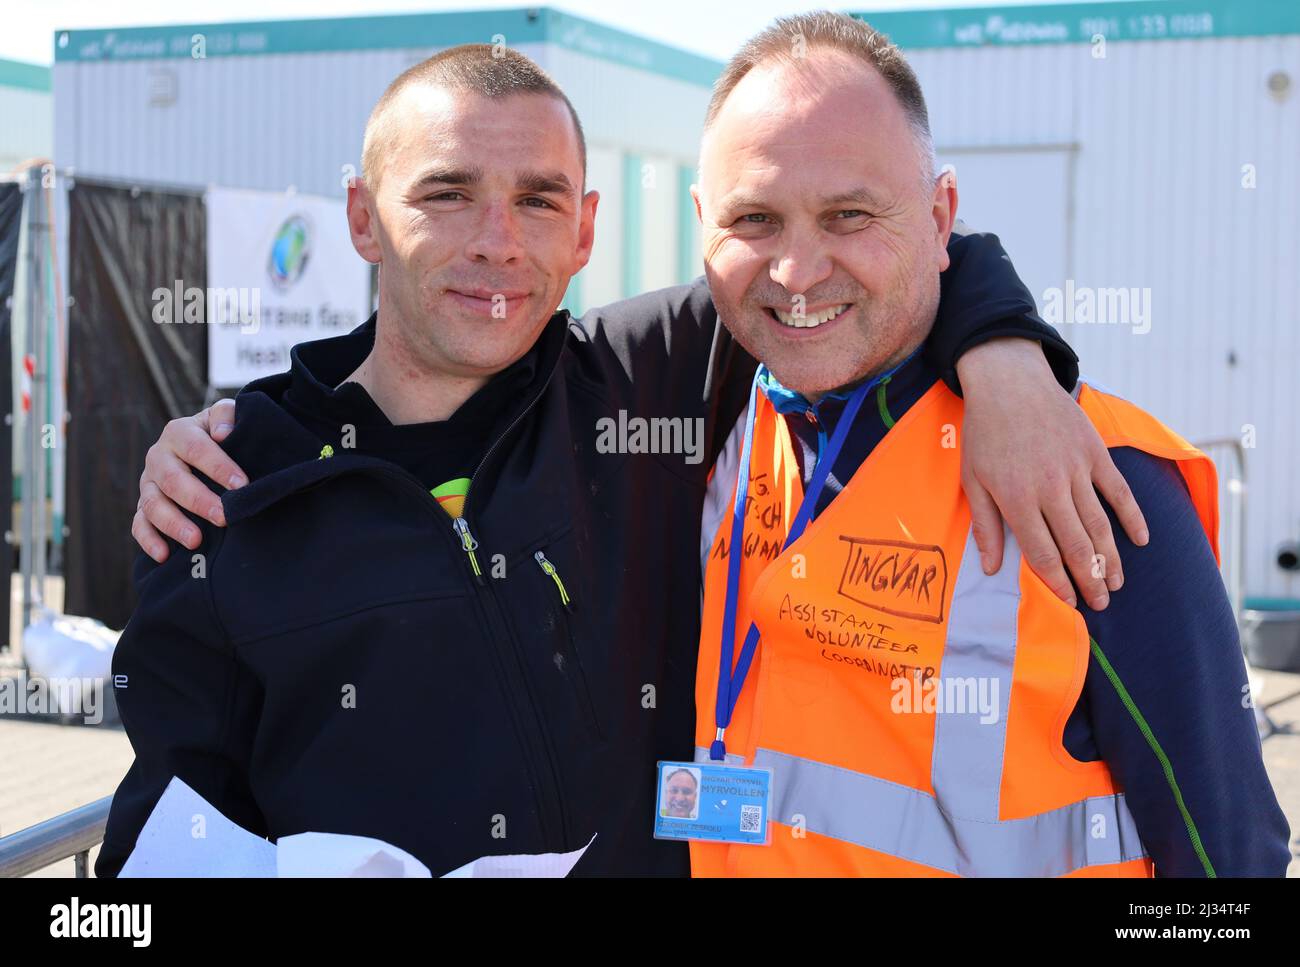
<box><xmin>692</xmin><ymin>379</ymin><xmax>1219</xmax><ymax>877</ymax></box>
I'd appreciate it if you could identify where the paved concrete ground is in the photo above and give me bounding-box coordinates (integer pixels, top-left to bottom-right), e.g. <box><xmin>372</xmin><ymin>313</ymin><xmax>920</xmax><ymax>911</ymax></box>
<box><xmin>0</xmin><ymin>718</ymin><xmax>131</xmax><ymax>877</ymax></box>
<box><xmin>1256</xmin><ymin>666</ymin><xmax>1300</xmax><ymax>876</ymax></box>
<box><xmin>2</xmin><ymin>572</ymin><xmax>1298</xmax><ymax>877</ymax></box>
<box><xmin>1</xmin><ymin>574</ymin><xmax>130</xmax><ymax>877</ymax></box>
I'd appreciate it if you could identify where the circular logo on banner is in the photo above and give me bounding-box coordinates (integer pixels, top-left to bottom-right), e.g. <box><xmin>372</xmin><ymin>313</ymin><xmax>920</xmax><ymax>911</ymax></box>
<box><xmin>267</xmin><ymin>214</ymin><xmax>312</xmax><ymax>290</ymax></box>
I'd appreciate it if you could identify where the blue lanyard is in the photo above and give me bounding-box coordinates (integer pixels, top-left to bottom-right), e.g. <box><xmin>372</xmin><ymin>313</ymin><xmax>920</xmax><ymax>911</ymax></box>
<box><xmin>710</xmin><ymin>361</ymin><xmax>904</xmax><ymax>761</ymax></box>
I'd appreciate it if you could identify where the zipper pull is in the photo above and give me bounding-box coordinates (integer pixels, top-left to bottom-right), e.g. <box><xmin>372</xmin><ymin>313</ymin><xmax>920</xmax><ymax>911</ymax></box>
<box><xmin>452</xmin><ymin>517</ymin><xmax>485</xmax><ymax>583</ymax></box>
<box><xmin>535</xmin><ymin>551</ymin><xmax>573</xmax><ymax>611</ymax></box>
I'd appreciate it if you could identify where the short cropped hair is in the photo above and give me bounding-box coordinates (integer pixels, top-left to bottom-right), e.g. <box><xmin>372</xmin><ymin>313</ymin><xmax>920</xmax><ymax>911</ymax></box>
<box><xmin>704</xmin><ymin>12</ymin><xmax>935</xmax><ymax>192</ymax></box>
<box><xmin>360</xmin><ymin>43</ymin><xmax>587</xmax><ymax>190</ymax></box>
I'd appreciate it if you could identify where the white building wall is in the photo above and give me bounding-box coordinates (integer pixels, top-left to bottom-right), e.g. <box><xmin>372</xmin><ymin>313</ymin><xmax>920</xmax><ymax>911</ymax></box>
<box><xmin>52</xmin><ymin>39</ymin><xmax>711</xmax><ymax>316</ymax></box>
<box><xmin>906</xmin><ymin>34</ymin><xmax>1300</xmax><ymax>599</ymax></box>
<box><xmin>54</xmin><ymin>44</ymin><xmax>548</xmax><ymax>198</ymax></box>
<box><xmin>581</xmin><ymin>144</ymin><xmax>625</xmax><ymax>311</ymax></box>
<box><xmin>541</xmin><ymin>45</ymin><xmax>709</xmax><ymax>161</ymax></box>
<box><xmin>680</xmin><ymin>165</ymin><xmax>704</xmax><ymax>282</ymax></box>
<box><xmin>0</xmin><ymin>87</ymin><xmax>52</xmax><ymax>172</ymax></box>
<box><xmin>637</xmin><ymin>155</ymin><xmax>680</xmax><ymax>294</ymax></box>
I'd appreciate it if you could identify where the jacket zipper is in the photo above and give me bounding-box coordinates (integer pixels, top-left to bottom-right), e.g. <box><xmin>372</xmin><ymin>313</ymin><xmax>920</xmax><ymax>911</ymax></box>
<box><xmin>300</xmin><ymin>322</ymin><xmax>575</xmax><ymax>848</ymax></box>
<box><xmin>344</xmin><ymin>462</ymin><xmax>566</xmax><ymax>848</ymax></box>
<box><xmin>534</xmin><ymin>551</ymin><xmax>602</xmax><ymax>739</ymax></box>
<box><xmin>330</xmin><ymin>460</ymin><xmax>559</xmax><ymax>837</ymax></box>
<box><xmin>448</xmin><ymin>334</ymin><xmax>563</xmax><ymax>582</ymax></box>
<box><xmin>535</xmin><ymin>551</ymin><xmax>571</xmax><ymax>606</ymax></box>
<box><xmin>443</xmin><ymin>328</ymin><xmax>574</xmax><ymax>845</ymax></box>
<box><xmin>452</xmin><ymin>518</ymin><xmax>483</xmax><ymax>578</ymax></box>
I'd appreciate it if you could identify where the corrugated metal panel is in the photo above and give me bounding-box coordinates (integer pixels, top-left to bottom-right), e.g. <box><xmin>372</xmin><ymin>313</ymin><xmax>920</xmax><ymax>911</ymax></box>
<box><xmin>910</xmin><ymin>44</ymin><xmax>1077</xmax><ymax>147</ymax></box>
<box><xmin>677</xmin><ymin>163</ymin><xmax>702</xmax><ymax>284</ymax></box>
<box><xmin>580</xmin><ymin>145</ymin><xmax>624</xmax><ymax>311</ymax></box>
<box><xmin>639</xmin><ymin>155</ymin><xmax>679</xmax><ymax>293</ymax></box>
<box><xmin>54</xmin><ymin>8</ymin><xmax>723</xmax><ymax>88</ymax></box>
<box><xmin>543</xmin><ymin>45</ymin><xmax>709</xmax><ymax>160</ymax></box>
<box><xmin>908</xmin><ymin>34</ymin><xmax>1300</xmax><ymax>598</ymax></box>
<box><xmin>53</xmin><ymin>42</ymin><xmax>707</xmax><ymax>315</ymax></box>
<box><xmin>1072</xmin><ymin>37</ymin><xmax>1300</xmax><ymax>601</ymax></box>
<box><xmin>54</xmin><ymin>41</ymin><xmax>708</xmax><ymax>194</ymax></box>
<box><xmin>55</xmin><ymin>44</ymin><xmax>555</xmax><ymax>196</ymax></box>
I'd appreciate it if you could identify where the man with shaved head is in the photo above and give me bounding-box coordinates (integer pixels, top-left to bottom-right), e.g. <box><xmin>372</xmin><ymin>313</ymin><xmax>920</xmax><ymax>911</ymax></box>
<box><xmin>101</xmin><ymin>35</ymin><xmax>1156</xmax><ymax>877</ymax></box>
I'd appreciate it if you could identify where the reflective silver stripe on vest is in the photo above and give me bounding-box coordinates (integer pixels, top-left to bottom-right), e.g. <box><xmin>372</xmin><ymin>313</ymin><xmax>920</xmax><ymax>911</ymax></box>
<box><xmin>695</xmin><ymin>745</ymin><xmax>1146</xmax><ymax>876</ymax></box>
<box><xmin>691</xmin><ymin>526</ymin><xmax>1149</xmax><ymax>875</ymax></box>
<box><xmin>931</xmin><ymin>526</ymin><xmax>1019</xmax><ymax>821</ymax></box>
<box><xmin>753</xmin><ymin>747</ymin><xmax>1144</xmax><ymax>876</ymax></box>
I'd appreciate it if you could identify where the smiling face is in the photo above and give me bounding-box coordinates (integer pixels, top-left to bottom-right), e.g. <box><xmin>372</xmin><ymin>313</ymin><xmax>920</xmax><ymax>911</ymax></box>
<box><xmin>696</xmin><ymin>50</ymin><xmax>956</xmax><ymax>399</ymax></box>
<box><xmin>665</xmin><ymin>770</ymin><xmax>699</xmax><ymax>818</ymax></box>
<box><xmin>349</xmin><ymin>85</ymin><xmax>597</xmax><ymax>382</ymax></box>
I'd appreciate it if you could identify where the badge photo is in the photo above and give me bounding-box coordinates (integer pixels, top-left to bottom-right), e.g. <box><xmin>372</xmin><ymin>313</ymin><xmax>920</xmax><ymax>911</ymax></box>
<box><xmin>652</xmin><ymin>760</ymin><xmax>772</xmax><ymax>845</ymax></box>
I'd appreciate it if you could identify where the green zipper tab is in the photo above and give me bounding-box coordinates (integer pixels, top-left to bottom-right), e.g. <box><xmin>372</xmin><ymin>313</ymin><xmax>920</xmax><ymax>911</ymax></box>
<box><xmin>452</xmin><ymin>517</ymin><xmax>483</xmax><ymax>579</ymax></box>
<box><xmin>534</xmin><ymin>551</ymin><xmax>572</xmax><ymax>610</ymax></box>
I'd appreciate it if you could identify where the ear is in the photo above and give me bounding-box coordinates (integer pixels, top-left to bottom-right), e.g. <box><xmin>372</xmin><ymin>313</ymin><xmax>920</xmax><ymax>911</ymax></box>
<box><xmin>690</xmin><ymin>182</ymin><xmax>703</xmax><ymax>223</ymax></box>
<box><xmin>347</xmin><ymin>178</ymin><xmax>383</xmax><ymax>264</ymax></box>
<box><xmin>930</xmin><ymin>168</ymin><xmax>959</xmax><ymax>272</ymax></box>
<box><xmin>573</xmin><ymin>189</ymin><xmax>599</xmax><ymax>273</ymax></box>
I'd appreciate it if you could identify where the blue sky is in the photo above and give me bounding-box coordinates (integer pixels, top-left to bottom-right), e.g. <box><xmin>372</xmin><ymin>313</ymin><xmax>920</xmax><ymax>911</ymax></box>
<box><xmin>5</xmin><ymin>0</ymin><xmax>1126</xmax><ymax>66</ymax></box>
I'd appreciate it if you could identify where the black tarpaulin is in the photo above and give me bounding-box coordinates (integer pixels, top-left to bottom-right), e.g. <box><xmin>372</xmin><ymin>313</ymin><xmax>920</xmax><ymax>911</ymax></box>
<box><xmin>0</xmin><ymin>182</ymin><xmax>20</xmax><ymax>649</ymax></box>
<box><xmin>65</xmin><ymin>180</ymin><xmax>207</xmax><ymax>630</ymax></box>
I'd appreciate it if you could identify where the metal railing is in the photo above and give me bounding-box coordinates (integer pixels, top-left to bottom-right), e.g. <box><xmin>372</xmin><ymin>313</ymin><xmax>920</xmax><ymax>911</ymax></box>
<box><xmin>1190</xmin><ymin>436</ymin><xmax>1281</xmax><ymax>736</ymax></box>
<box><xmin>0</xmin><ymin>796</ymin><xmax>111</xmax><ymax>878</ymax></box>
<box><xmin>1191</xmin><ymin>436</ymin><xmax>1246</xmax><ymax>621</ymax></box>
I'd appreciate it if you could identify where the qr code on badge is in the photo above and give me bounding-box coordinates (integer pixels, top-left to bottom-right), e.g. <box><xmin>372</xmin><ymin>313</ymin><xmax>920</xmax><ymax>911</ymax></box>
<box><xmin>739</xmin><ymin>804</ymin><xmax>762</xmax><ymax>833</ymax></box>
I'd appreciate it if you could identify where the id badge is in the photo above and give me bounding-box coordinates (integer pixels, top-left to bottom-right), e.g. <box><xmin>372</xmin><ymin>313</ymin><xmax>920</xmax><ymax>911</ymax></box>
<box><xmin>652</xmin><ymin>760</ymin><xmax>772</xmax><ymax>845</ymax></box>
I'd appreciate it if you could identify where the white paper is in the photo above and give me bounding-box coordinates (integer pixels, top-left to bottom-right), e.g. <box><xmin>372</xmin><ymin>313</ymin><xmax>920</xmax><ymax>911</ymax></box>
<box><xmin>277</xmin><ymin>832</ymin><xmax>431</xmax><ymax>878</ymax></box>
<box><xmin>117</xmin><ymin>777</ymin><xmax>594</xmax><ymax>878</ymax></box>
<box><xmin>118</xmin><ymin>777</ymin><xmax>277</xmax><ymax>877</ymax></box>
<box><xmin>441</xmin><ymin>835</ymin><xmax>596</xmax><ymax>878</ymax></box>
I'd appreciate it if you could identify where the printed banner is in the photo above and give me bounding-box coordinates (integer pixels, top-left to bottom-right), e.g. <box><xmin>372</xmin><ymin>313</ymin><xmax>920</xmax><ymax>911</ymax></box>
<box><xmin>205</xmin><ymin>187</ymin><xmax>369</xmax><ymax>386</ymax></box>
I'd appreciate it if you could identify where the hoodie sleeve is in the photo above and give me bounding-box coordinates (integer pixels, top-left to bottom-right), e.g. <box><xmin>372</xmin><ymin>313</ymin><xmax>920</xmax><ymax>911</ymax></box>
<box><xmin>94</xmin><ymin>517</ymin><xmax>267</xmax><ymax>877</ymax></box>
<box><xmin>926</xmin><ymin>224</ymin><xmax>1079</xmax><ymax>397</ymax></box>
<box><xmin>1069</xmin><ymin>447</ymin><xmax>1291</xmax><ymax>876</ymax></box>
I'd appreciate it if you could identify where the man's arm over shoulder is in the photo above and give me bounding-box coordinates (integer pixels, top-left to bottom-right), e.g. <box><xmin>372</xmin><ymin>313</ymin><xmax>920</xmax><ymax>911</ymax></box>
<box><xmin>930</xmin><ymin>224</ymin><xmax>1078</xmax><ymax>395</ymax></box>
<box><xmin>1071</xmin><ymin>447</ymin><xmax>1291</xmax><ymax>876</ymax></box>
<box><xmin>574</xmin><ymin>227</ymin><xmax>1080</xmax><ymax>404</ymax></box>
<box><xmin>95</xmin><ymin>513</ymin><xmax>266</xmax><ymax>877</ymax></box>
